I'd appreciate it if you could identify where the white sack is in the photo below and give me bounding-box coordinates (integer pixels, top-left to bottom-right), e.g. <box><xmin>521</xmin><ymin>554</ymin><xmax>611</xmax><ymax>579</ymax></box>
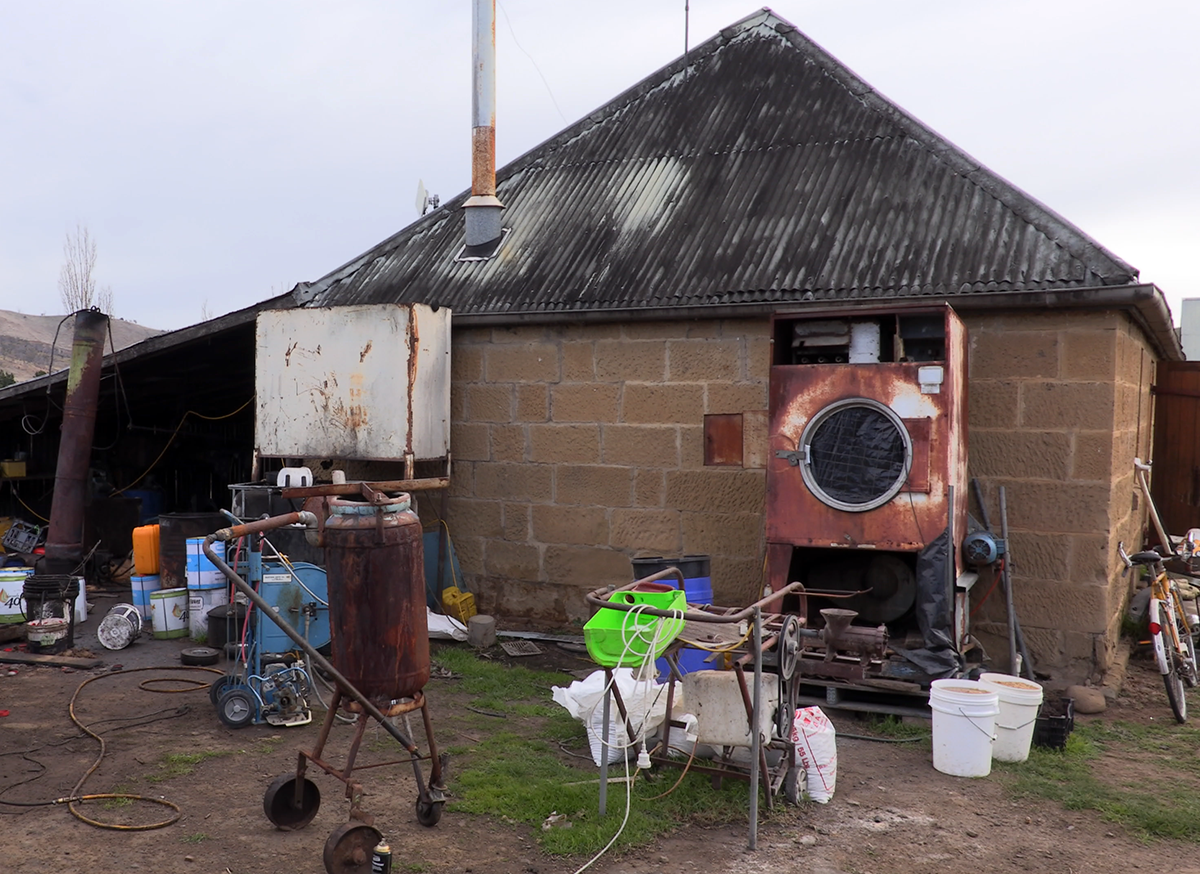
<box><xmin>791</xmin><ymin>706</ymin><xmax>837</xmax><ymax>803</ymax></box>
<box><xmin>552</xmin><ymin>668</ymin><xmax>673</xmax><ymax>766</ymax></box>
<box><xmin>427</xmin><ymin>608</ymin><xmax>468</xmax><ymax>641</ymax></box>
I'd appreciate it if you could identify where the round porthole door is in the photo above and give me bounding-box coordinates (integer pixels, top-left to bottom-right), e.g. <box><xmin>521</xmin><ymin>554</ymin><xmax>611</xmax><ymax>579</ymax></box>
<box><xmin>798</xmin><ymin>398</ymin><xmax>913</xmax><ymax>512</ymax></box>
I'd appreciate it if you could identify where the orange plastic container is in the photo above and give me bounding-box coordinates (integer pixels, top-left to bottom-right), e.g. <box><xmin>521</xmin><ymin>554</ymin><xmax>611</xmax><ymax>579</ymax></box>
<box><xmin>133</xmin><ymin>524</ymin><xmax>161</xmax><ymax>575</ymax></box>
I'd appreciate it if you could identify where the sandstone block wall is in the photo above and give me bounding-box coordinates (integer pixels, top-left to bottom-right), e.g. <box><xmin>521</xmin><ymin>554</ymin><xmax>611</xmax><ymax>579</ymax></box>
<box><xmin>965</xmin><ymin>310</ymin><xmax>1155</xmax><ymax>680</ymax></box>
<box><xmin>443</xmin><ymin>319</ymin><xmax>771</xmax><ymax>623</ymax></box>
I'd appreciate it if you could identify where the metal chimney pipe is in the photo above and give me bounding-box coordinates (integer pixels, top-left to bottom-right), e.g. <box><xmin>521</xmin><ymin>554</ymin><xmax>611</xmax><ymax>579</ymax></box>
<box><xmin>41</xmin><ymin>308</ymin><xmax>109</xmax><ymax>575</ymax></box>
<box><xmin>464</xmin><ymin>0</ymin><xmax>504</xmax><ymax>247</ymax></box>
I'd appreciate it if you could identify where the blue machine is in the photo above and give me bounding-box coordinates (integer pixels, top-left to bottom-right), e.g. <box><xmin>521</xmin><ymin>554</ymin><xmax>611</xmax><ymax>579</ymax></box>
<box><xmin>258</xmin><ymin>561</ymin><xmax>331</xmax><ymax>655</ymax></box>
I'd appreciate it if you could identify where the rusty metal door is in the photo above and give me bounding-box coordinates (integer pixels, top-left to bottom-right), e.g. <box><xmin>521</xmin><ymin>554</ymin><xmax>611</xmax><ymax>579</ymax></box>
<box><xmin>1151</xmin><ymin>362</ymin><xmax>1200</xmax><ymax>534</ymax></box>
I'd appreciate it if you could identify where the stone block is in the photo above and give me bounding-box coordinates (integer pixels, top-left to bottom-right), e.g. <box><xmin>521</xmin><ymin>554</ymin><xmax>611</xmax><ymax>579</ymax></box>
<box><xmin>711</xmin><ymin>556</ymin><xmax>763</xmax><ymax>606</ymax></box>
<box><xmin>970</xmin><ymin>331</ymin><xmax>1059</xmax><ymax>379</ymax></box>
<box><xmin>999</xmin><ymin>480</ymin><xmax>1111</xmax><ymax>532</ymax></box>
<box><xmin>486</xmin><ymin>343</ymin><xmax>560</xmax><ymax>383</ymax></box>
<box><xmin>1069</xmin><ymin>532</ymin><xmax>1111</xmax><ymax>585</ymax></box>
<box><xmin>516</xmin><ymin>384</ymin><xmax>549</xmax><ymax>422</ymax></box>
<box><xmin>608</xmin><ymin>508</ymin><xmax>681</xmax><ymax>553</ymax></box>
<box><xmin>970</xmin><ymin>429</ymin><xmax>1070</xmax><ymax>480</ymax></box>
<box><xmin>621</xmin><ymin>383</ymin><xmax>704</xmax><ymax>425</ymax></box>
<box><xmin>531</xmin><ymin>504</ymin><xmax>609</xmax><ymax>545</ymax></box>
<box><xmin>685</xmin><ymin>320</ymin><xmax>720</xmax><ymax>339</ymax></box>
<box><xmin>967</xmin><ymin>380</ymin><xmax>1020</xmax><ymax>430</ymax></box>
<box><xmin>679</xmin><ymin>425</ymin><xmax>705</xmax><ymax>470</ymax></box>
<box><xmin>490</xmin><ymin>424</ymin><xmax>526</xmax><ymax>462</ymax></box>
<box><xmin>624</xmin><ymin>321</ymin><xmax>685</xmax><ymax>341</ymax></box>
<box><xmin>706</xmin><ymin>382</ymin><xmax>768</xmax><ymax>415</ymax></box>
<box><xmin>747</xmin><ymin>335</ymin><xmax>773</xmax><ymax>380</ymax></box>
<box><xmin>555</xmin><ymin>464</ymin><xmax>634</xmax><ymax>508</ymax></box>
<box><xmin>451</xmin><ymin>345</ymin><xmax>484</xmax><ymax>382</ymax></box>
<box><xmin>602</xmin><ymin>425</ymin><xmax>678</xmax><ymax>467</ymax></box>
<box><xmin>665</xmin><ymin>469</ymin><xmax>766</xmax><ymax>514</ymax></box>
<box><xmin>1006</xmin><ymin>530</ymin><xmax>1069</xmax><ymax>582</ymax></box>
<box><xmin>491</xmin><ymin>325</ymin><xmax>548</xmax><ymax>344</ymax></box>
<box><xmin>484</xmin><ymin>539</ymin><xmax>541</xmax><ymax>580</ymax></box>
<box><xmin>474</xmin><ymin>462</ymin><xmax>553</xmax><ymax>502</ymax></box>
<box><xmin>447</xmin><ymin>497</ymin><xmax>504</xmax><ymax>539</ymax></box>
<box><xmin>561</xmin><ymin>342</ymin><xmax>596</xmax><ymax>382</ymax></box>
<box><xmin>451</xmin><ymin>422</ymin><xmax>490</xmax><ymax>462</ymax></box>
<box><xmin>1023</xmin><ymin>381</ymin><xmax>1116</xmax><ymax>431</ymax></box>
<box><xmin>502</xmin><ymin>502</ymin><xmax>530</xmax><ymax>541</ymax></box>
<box><xmin>473</xmin><ymin>577</ymin><xmax>585</xmax><ymax>625</ymax></box>
<box><xmin>452</xmin><ymin>534</ymin><xmax>484</xmax><ymax>575</ymax></box>
<box><xmin>634</xmin><ymin>469</ymin><xmax>665</xmax><ymax>506</ymax></box>
<box><xmin>667</xmin><ymin>339</ymin><xmax>742</xmax><ymax>381</ymax></box>
<box><xmin>450</xmin><ymin>385</ymin><xmax>465</xmax><ymax>422</ymax></box>
<box><xmin>465</xmin><ymin>384</ymin><xmax>513</xmax><ymax>423</ymax></box>
<box><xmin>681</xmin><ymin>512</ymin><xmax>763</xmax><ymax>558</ymax></box>
<box><xmin>551</xmin><ymin>383</ymin><xmax>621</xmax><ymax>423</ymax></box>
<box><xmin>595</xmin><ymin>340</ymin><xmax>666</xmax><ymax>382</ymax></box>
<box><xmin>1018</xmin><ymin>624</ymin><xmax>1065</xmax><ymax>671</ymax></box>
<box><xmin>1010</xmin><ymin>579</ymin><xmax>1109</xmax><ymax>634</ymax></box>
<box><xmin>448</xmin><ymin>462</ymin><xmax>474</xmax><ymax>497</ymax></box>
<box><xmin>528</xmin><ymin>423</ymin><xmax>601</xmax><ymax>464</ymax></box>
<box><xmin>543</xmin><ymin>544</ymin><xmax>632</xmax><ymax>588</ymax></box>
<box><xmin>1071</xmin><ymin>430</ymin><xmax>1113</xmax><ymax>482</ymax></box>
<box><xmin>1063</xmin><ymin>330</ymin><xmax>1117</xmax><ymax>381</ymax></box>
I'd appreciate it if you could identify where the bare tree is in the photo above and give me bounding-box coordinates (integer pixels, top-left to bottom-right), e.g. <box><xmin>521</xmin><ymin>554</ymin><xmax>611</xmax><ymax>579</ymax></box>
<box><xmin>58</xmin><ymin>224</ymin><xmax>114</xmax><ymax>315</ymax></box>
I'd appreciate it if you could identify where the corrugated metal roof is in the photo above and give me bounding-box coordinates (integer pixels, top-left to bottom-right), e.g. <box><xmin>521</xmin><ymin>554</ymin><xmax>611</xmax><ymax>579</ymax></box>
<box><xmin>307</xmin><ymin>9</ymin><xmax>1137</xmax><ymax>316</ymax></box>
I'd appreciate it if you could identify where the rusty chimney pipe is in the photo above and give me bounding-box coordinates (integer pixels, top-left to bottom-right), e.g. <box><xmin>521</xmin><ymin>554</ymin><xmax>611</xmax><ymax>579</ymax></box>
<box><xmin>40</xmin><ymin>308</ymin><xmax>109</xmax><ymax>575</ymax></box>
<box><xmin>463</xmin><ymin>0</ymin><xmax>504</xmax><ymax>247</ymax></box>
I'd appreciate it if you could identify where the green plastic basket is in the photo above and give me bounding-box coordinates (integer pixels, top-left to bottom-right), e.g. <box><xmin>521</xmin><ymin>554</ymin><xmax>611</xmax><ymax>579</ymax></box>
<box><xmin>584</xmin><ymin>586</ymin><xmax>687</xmax><ymax>668</ymax></box>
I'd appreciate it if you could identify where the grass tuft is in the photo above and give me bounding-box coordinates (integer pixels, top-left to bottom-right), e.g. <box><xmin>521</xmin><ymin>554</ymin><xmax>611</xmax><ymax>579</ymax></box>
<box><xmin>146</xmin><ymin>750</ymin><xmax>228</xmax><ymax>783</ymax></box>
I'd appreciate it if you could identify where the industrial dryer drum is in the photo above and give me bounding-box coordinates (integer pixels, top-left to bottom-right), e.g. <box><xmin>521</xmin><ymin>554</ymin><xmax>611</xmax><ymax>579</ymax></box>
<box><xmin>323</xmin><ymin>494</ymin><xmax>430</xmax><ymax>702</ymax></box>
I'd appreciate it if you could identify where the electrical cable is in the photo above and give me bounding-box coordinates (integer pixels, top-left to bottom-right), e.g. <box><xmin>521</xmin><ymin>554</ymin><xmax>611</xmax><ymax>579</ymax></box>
<box><xmin>110</xmin><ymin>396</ymin><xmax>254</xmax><ymax>496</ymax></box>
<box><xmin>6</xmin><ymin>482</ymin><xmax>49</xmax><ymax>523</ymax></box>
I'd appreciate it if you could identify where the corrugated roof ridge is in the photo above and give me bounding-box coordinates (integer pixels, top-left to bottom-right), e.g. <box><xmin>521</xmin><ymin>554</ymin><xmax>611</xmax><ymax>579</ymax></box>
<box><xmin>763</xmin><ymin>10</ymin><xmax>1137</xmax><ymax>285</ymax></box>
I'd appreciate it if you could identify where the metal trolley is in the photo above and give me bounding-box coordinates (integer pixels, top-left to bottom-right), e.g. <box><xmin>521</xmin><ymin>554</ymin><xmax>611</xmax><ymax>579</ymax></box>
<box><xmin>584</xmin><ymin>574</ymin><xmax>816</xmax><ymax>849</ymax></box>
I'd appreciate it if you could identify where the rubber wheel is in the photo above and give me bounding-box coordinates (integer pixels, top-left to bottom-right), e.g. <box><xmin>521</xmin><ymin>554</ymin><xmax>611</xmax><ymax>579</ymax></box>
<box><xmin>1162</xmin><ymin>624</ymin><xmax>1188</xmax><ymax>723</ymax></box>
<box><xmin>783</xmin><ymin>766</ymin><xmax>805</xmax><ymax>805</ymax></box>
<box><xmin>181</xmin><ymin>646</ymin><xmax>221</xmax><ymax>666</ymax></box>
<box><xmin>323</xmin><ymin>822</ymin><xmax>382</xmax><ymax>874</ymax></box>
<box><xmin>217</xmin><ymin>687</ymin><xmax>255</xmax><ymax>728</ymax></box>
<box><xmin>263</xmin><ymin>773</ymin><xmax>320</xmax><ymax>830</ymax></box>
<box><xmin>415</xmin><ymin>798</ymin><xmax>443</xmax><ymax>827</ymax></box>
<box><xmin>209</xmin><ymin>674</ymin><xmax>235</xmax><ymax>708</ymax></box>
<box><xmin>1181</xmin><ymin>614</ymin><xmax>1199</xmax><ymax>689</ymax></box>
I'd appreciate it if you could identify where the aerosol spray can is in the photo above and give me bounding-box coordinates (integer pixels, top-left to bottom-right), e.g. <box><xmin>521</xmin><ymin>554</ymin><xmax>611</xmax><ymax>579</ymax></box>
<box><xmin>371</xmin><ymin>841</ymin><xmax>392</xmax><ymax>874</ymax></box>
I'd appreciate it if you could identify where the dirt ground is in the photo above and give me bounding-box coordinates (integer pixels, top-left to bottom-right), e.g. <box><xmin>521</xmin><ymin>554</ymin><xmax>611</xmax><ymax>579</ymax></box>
<box><xmin>3</xmin><ymin>607</ymin><xmax>1199</xmax><ymax>874</ymax></box>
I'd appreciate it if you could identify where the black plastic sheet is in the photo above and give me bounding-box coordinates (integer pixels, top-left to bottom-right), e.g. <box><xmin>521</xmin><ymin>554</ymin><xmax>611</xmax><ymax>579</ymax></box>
<box><xmin>808</xmin><ymin>406</ymin><xmax>906</xmax><ymax>505</ymax></box>
<box><xmin>893</xmin><ymin>527</ymin><xmax>962</xmax><ymax>677</ymax></box>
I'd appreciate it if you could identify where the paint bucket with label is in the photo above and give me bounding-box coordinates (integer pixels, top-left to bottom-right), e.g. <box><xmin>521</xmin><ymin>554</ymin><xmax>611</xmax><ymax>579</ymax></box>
<box><xmin>26</xmin><ymin>617</ymin><xmax>70</xmax><ymax>653</ymax></box>
<box><xmin>97</xmin><ymin>603</ymin><xmax>143</xmax><ymax>650</ymax></box>
<box><xmin>0</xmin><ymin>568</ymin><xmax>33</xmax><ymax>623</ymax></box>
<box><xmin>130</xmin><ymin>574</ymin><xmax>161</xmax><ymax>623</ymax></box>
<box><xmin>150</xmin><ymin>587</ymin><xmax>188</xmax><ymax>640</ymax></box>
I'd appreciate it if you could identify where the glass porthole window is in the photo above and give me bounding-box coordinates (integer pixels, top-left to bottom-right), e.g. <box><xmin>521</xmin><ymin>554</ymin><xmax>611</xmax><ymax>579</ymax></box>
<box><xmin>798</xmin><ymin>398</ymin><xmax>912</xmax><ymax>512</ymax></box>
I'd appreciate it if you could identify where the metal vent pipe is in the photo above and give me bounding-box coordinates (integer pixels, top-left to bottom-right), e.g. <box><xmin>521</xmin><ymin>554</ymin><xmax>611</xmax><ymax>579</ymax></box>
<box><xmin>41</xmin><ymin>308</ymin><xmax>109</xmax><ymax>575</ymax></box>
<box><xmin>463</xmin><ymin>0</ymin><xmax>504</xmax><ymax>247</ymax></box>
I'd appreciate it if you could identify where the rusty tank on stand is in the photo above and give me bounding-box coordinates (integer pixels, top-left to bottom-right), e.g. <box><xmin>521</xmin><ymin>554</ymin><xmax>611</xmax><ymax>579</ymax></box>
<box><xmin>322</xmin><ymin>494</ymin><xmax>429</xmax><ymax>703</ymax></box>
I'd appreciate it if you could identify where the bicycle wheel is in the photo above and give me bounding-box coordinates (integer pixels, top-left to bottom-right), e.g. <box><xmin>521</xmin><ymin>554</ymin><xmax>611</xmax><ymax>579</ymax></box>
<box><xmin>1161</xmin><ymin>624</ymin><xmax>1188</xmax><ymax>723</ymax></box>
<box><xmin>1175</xmin><ymin>604</ymin><xmax>1199</xmax><ymax>689</ymax></box>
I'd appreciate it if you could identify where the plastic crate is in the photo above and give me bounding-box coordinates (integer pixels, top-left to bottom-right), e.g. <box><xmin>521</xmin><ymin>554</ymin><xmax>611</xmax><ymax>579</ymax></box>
<box><xmin>2</xmin><ymin>521</ymin><xmax>42</xmax><ymax>554</ymax></box>
<box><xmin>1032</xmin><ymin>697</ymin><xmax>1074</xmax><ymax>750</ymax></box>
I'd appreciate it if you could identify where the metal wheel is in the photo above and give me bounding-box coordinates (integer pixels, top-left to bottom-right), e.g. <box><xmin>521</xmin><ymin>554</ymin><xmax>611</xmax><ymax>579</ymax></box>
<box><xmin>777</xmin><ymin>615</ymin><xmax>800</xmax><ymax>681</ymax></box>
<box><xmin>1178</xmin><ymin>606</ymin><xmax>1199</xmax><ymax>688</ymax></box>
<box><xmin>217</xmin><ymin>687</ymin><xmax>256</xmax><ymax>729</ymax></box>
<box><xmin>209</xmin><ymin>674</ymin><xmax>235</xmax><ymax>708</ymax></box>
<box><xmin>415</xmin><ymin>798</ymin><xmax>443</xmax><ymax>827</ymax></box>
<box><xmin>263</xmin><ymin>773</ymin><xmax>320</xmax><ymax>830</ymax></box>
<box><xmin>323</xmin><ymin>822</ymin><xmax>382</xmax><ymax>874</ymax></box>
<box><xmin>783</xmin><ymin>766</ymin><xmax>805</xmax><ymax>805</ymax></box>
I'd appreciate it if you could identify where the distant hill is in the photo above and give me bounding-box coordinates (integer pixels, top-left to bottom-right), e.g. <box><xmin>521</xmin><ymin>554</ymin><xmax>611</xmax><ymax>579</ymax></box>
<box><xmin>0</xmin><ymin>310</ymin><xmax>162</xmax><ymax>383</ymax></box>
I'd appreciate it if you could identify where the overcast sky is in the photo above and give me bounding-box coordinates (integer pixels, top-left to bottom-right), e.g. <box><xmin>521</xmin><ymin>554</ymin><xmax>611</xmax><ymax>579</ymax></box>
<box><xmin>1</xmin><ymin>1</ymin><xmax>1196</xmax><ymax>331</ymax></box>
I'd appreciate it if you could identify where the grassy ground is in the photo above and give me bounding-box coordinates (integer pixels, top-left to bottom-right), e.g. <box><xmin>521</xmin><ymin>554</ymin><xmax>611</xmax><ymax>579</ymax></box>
<box><xmin>996</xmin><ymin>720</ymin><xmax>1200</xmax><ymax>842</ymax></box>
<box><xmin>434</xmin><ymin>646</ymin><xmax>785</xmax><ymax>856</ymax></box>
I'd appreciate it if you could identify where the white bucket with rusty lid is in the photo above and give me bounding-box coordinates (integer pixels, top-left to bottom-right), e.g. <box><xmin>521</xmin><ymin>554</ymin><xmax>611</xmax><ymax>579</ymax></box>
<box><xmin>97</xmin><ymin>603</ymin><xmax>143</xmax><ymax>650</ymax></box>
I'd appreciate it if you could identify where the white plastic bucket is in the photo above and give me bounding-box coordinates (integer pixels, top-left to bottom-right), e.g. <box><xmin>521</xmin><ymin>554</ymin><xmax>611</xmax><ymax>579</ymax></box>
<box><xmin>187</xmin><ymin>585</ymin><xmax>225</xmax><ymax>641</ymax></box>
<box><xmin>150</xmin><ymin>587</ymin><xmax>188</xmax><ymax>639</ymax></box>
<box><xmin>97</xmin><ymin>603</ymin><xmax>142</xmax><ymax>651</ymax></box>
<box><xmin>130</xmin><ymin>574</ymin><xmax>161</xmax><ymax>623</ymax></box>
<box><xmin>0</xmin><ymin>568</ymin><xmax>33</xmax><ymax>623</ymax></box>
<box><xmin>185</xmin><ymin>537</ymin><xmax>223</xmax><ymax>589</ymax></box>
<box><xmin>977</xmin><ymin>672</ymin><xmax>1044</xmax><ymax>763</ymax></box>
<box><xmin>929</xmin><ymin>679</ymin><xmax>1000</xmax><ymax>777</ymax></box>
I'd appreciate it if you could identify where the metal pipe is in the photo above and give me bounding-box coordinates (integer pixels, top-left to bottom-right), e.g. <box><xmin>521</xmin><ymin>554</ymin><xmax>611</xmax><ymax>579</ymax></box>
<box><xmin>464</xmin><ymin>0</ymin><xmax>504</xmax><ymax>246</ymax></box>
<box><xmin>41</xmin><ymin>309</ymin><xmax>109</xmax><ymax>575</ymax></box>
<box><xmin>748</xmin><ymin>606</ymin><xmax>761</xmax><ymax>850</ymax></box>
<box><xmin>585</xmin><ymin>575</ymin><xmax>807</xmax><ymax>623</ymax></box>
